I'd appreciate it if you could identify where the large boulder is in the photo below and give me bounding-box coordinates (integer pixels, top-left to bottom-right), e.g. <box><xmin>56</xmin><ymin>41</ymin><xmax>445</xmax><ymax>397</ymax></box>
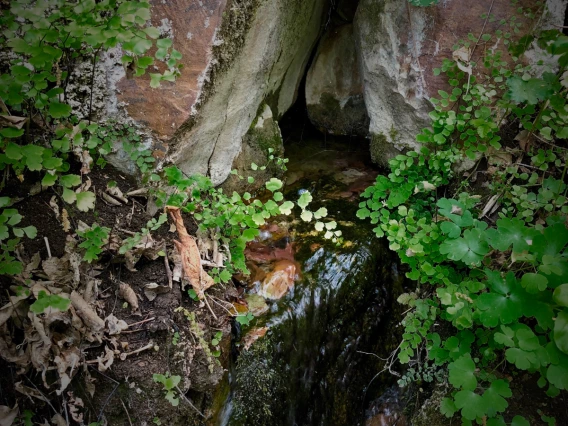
<box><xmin>354</xmin><ymin>0</ymin><xmax>567</xmax><ymax>166</ymax></box>
<box><xmin>305</xmin><ymin>24</ymin><xmax>369</xmax><ymax>137</ymax></box>
<box><xmin>103</xmin><ymin>0</ymin><xmax>327</xmax><ymax>185</ymax></box>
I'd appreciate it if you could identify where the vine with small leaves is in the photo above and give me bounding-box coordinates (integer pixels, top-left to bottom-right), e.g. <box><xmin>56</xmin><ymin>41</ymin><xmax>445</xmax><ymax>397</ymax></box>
<box><xmin>358</xmin><ymin>4</ymin><xmax>568</xmax><ymax>425</ymax></box>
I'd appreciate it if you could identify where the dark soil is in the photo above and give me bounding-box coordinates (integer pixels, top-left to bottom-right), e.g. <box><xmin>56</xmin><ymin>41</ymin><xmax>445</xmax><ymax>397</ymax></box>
<box><xmin>0</xmin><ymin>162</ymin><xmax>233</xmax><ymax>426</ymax></box>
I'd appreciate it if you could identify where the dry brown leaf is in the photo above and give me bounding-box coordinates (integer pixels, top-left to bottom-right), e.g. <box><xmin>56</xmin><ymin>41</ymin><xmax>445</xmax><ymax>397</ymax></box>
<box><xmin>515</xmin><ymin>129</ymin><xmax>535</xmax><ymax>151</ymax></box>
<box><xmin>67</xmin><ymin>391</ymin><xmax>84</xmax><ymax>422</ymax></box>
<box><xmin>83</xmin><ymin>365</ymin><xmax>96</xmax><ymax>397</ymax></box>
<box><xmin>50</xmin><ymin>414</ymin><xmax>66</xmax><ymax>426</ymax></box>
<box><xmin>97</xmin><ymin>346</ymin><xmax>115</xmax><ymax>372</ymax></box>
<box><xmin>42</xmin><ymin>257</ymin><xmax>73</xmax><ymax>285</ymax></box>
<box><xmin>118</xmin><ymin>282</ymin><xmax>140</xmax><ymax>313</ymax></box>
<box><xmin>101</xmin><ymin>192</ymin><xmax>122</xmax><ymax>206</ymax></box>
<box><xmin>0</xmin><ymin>404</ymin><xmax>18</xmax><ymax>426</ymax></box>
<box><xmin>0</xmin><ymin>324</ymin><xmax>29</xmax><ymax>367</ymax></box>
<box><xmin>105</xmin><ymin>314</ymin><xmax>128</xmax><ymax>335</ymax></box>
<box><xmin>106</xmin><ymin>184</ymin><xmax>128</xmax><ymax>204</ymax></box>
<box><xmin>0</xmin><ymin>114</ymin><xmax>27</xmax><ymax>129</ymax></box>
<box><xmin>124</xmin><ymin>234</ymin><xmax>162</xmax><ymax>272</ymax></box>
<box><xmin>242</xmin><ymin>327</ymin><xmax>268</xmax><ymax>351</ymax></box>
<box><xmin>167</xmin><ymin>207</ymin><xmax>215</xmax><ymax>299</ymax></box>
<box><xmin>49</xmin><ymin>196</ymin><xmax>60</xmax><ymax>218</ymax></box>
<box><xmin>143</xmin><ymin>282</ymin><xmax>171</xmax><ymax>301</ymax></box>
<box><xmin>70</xmin><ymin>291</ymin><xmax>105</xmax><ymax>331</ymax></box>
<box><xmin>15</xmin><ymin>382</ymin><xmax>50</xmax><ymax>403</ymax></box>
<box><xmin>53</xmin><ymin>347</ymin><xmax>80</xmax><ymax>395</ymax></box>
<box><xmin>24</xmin><ymin>252</ymin><xmax>41</xmax><ymax>277</ymax></box>
<box><xmin>61</xmin><ymin>209</ymin><xmax>71</xmax><ymax>232</ymax></box>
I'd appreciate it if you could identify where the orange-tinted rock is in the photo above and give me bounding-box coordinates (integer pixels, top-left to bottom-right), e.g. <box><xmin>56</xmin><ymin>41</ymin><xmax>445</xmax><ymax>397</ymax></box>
<box><xmin>259</xmin><ymin>260</ymin><xmax>298</xmax><ymax>300</ymax></box>
<box><xmin>244</xmin><ymin>294</ymin><xmax>269</xmax><ymax>316</ymax></box>
<box><xmin>116</xmin><ymin>0</ymin><xmax>226</xmax><ymax>140</ymax></box>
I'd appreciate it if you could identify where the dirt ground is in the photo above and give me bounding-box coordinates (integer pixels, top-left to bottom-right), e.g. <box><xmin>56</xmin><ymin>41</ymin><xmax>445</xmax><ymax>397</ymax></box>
<box><xmin>0</xmin><ymin>163</ymin><xmax>237</xmax><ymax>425</ymax></box>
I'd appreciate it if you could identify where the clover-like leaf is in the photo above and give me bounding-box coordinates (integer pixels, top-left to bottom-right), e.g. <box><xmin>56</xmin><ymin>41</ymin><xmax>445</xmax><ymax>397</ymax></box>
<box><xmin>520</xmin><ymin>272</ymin><xmax>548</xmax><ymax>294</ymax></box>
<box><xmin>300</xmin><ymin>210</ymin><xmax>312</xmax><ymax>222</ymax></box>
<box><xmin>448</xmin><ymin>354</ymin><xmax>477</xmax><ymax>390</ymax></box>
<box><xmin>553</xmin><ymin>284</ymin><xmax>568</xmax><ymax>307</ymax></box>
<box><xmin>440</xmin><ymin>221</ymin><xmax>461</xmax><ymax>238</ymax></box>
<box><xmin>30</xmin><ymin>291</ymin><xmax>71</xmax><ymax>314</ymax></box>
<box><xmin>506</xmin><ymin>347</ymin><xmax>538</xmax><ymax>370</ymax></box>
<box><xmin>507</xmin><ymin>75</ymin><xmax>553</xmax><ymax>105</ymax></box>
<box><xmin>76</xmin><ymin>191</ymin><xmax>96</xmax><ymax>212</ymax></box>
<box><xmin>48</xmin><ymin>101</ymin><xmax>72</xmax><ymax>119</ymax></box>
<box><xmin>485</xmin><ymin>217</ymin><xmax>539</xmax><ymax>253</ymax></box>
<box><xmin>440</xmin><ymin>397</ymin><xmax>456</xmax><ymax>418</ymax></box>
<box><xmin>313</xmin><ymin>207</ymin><xmax>327</xmax><ymax>219</ymax></box>
<box><xmin>476</xmin><ymin>271</ymin><xmax>526</xmax><ymax>327</ymax></box>
<box><xmin>439</xmin><ymin>228</ymin><xmax>489</xmax><ymax>265</ymax></box>
<box><xmin>554</xmin><ymin>309</ymin><xmax>568</xmax><ymax>354</ymax></box>
<box><xmin>265</xmin><ymin>178</ymin><xmax>283</xmax><ymax>192</ymax></box>
<box><xmin>279</xmin><ymin>201</ymin><xmax>294</xmax><ymax>215</ymax></box>
<box><xmin>454</xmin><ymin>390</ymin><xmax>486</xmax><ymax>420</ymax></box>
<box><xmin>297</xmin><ymin>191</ymin><xmax>313</xmax><ymax>209</ymax></box>
<box><xmin>481</xmin><ymin>379</ymin><xmax>511</xmax><ymax>417</ymax></box>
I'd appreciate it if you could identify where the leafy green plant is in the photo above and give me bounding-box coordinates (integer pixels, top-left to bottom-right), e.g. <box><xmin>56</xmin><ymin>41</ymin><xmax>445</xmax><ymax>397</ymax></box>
<box><xmin>119</xmin><ymin>214</ymin><xmax>167</xmax><ymax>254</ymax></box>
<box><xmin>153</xmin><ymin>152</ymin><xmax>326</xmax><ymax>284</ymax></box>
<box><xmin>0</xmin><ymin>197</ymin><xmax>37</xmax><ymax>275</ymax></box>
<box><xmin>153</xmin><ymin>372</ymin><xmax>182</xmax><ymax>407</ymax></box>
<box><xmin>0</xmin><ymin>0</ymin><xmax>182</xmax><ymax>277</ymax></box>
<box><xmin>172</xmin><ymin>332</ymin><xmax>180</xmax><ymax>346</ymax></box>
<box><xmin>29</xmin><ymin>290</ymin><xmax>71</xmax><ymax>314</ymax></box>
<box><xmin>235</xmin><ymin>312</ymin><xmax>254</xmax><ymax>326</ymax></box>
<box><xmin>78</xmin><ymin>224</ymin><xmax>110</xmax><ymax>262</ymax></box>
<box><xmin>358</xmin><ymin>8</ymin><xmax>568</xmax><ymax>424</ymax></box>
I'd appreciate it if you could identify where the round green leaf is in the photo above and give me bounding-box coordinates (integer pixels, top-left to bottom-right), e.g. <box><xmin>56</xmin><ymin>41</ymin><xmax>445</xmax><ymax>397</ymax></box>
<box><xmin>521</xmin><ymin>273</ymin><xmax>548</xmax><ymax>294</ymax></box>
<box><xmin>553</xmin><ymin>284</ymin><xmax>568</xmax><ymax>307</ymax></box>
<box><xmin>554</xmin><ymin>309</ymin><xmax>568</xmax><ymax>354</ymax></box>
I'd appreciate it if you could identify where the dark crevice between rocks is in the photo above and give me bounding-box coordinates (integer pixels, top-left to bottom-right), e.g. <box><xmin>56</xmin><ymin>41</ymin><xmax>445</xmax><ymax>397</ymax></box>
<box><xmin>279</xmin><ymin>0</ymin><xmax>372</xmax><ymax>163</ymax></box>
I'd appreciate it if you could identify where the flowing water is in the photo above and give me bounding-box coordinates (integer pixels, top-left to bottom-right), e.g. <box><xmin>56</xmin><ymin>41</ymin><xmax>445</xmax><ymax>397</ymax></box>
<box><xmin>213</xmin><ymin>129</ymin><xmax>408</xmax><ymax>426</ymax></box>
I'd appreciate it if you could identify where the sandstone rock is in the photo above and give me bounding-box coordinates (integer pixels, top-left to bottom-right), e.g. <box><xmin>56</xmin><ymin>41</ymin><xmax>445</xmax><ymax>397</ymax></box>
<box><xmin>245</xmin><ymin>294</ymin><xmax>269</xmax><ymax>317</ymax></box>
<box><xmin>306</xmin><ymin>24</ymin><xmax>369</xmax><ymax>137</ymax></box>
<box><xmin>354</xmin><ymin>0</ymin><xmax>566</xmax><ymax>166</ymax></box>
<box><xmin>103</xmin><ymin>0</ymin><xmax>327</xmax><ymax>185</ymax></box>
<box><xmin>170</xmin><ymin>0</ymin><xmax>328</xmax><ymax>185</ymax></box>
<box><xmin>259</xmin><ymin>259</ymin><xmax>297</xmax><ymax>300</ymax></box>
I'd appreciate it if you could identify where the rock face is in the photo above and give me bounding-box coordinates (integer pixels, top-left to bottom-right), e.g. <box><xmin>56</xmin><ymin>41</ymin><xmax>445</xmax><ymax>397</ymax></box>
<box><xmin>354</xmin><ymin>0</ymin><xmax>567</xmax><ymax>166</ymax></box>
<box><xmin>221</xmin><ymin>104</ymin><xmax>285</xmax><ymax>194</ymax></box>
<box><xmin>169</xmin><ymin>0</ymin><xmax>327</xmax><ymax>185</ymax></box>
<box><xmin>108</xmin><ymin>0</ymin><xmax>227</xmax><ymax>140</ymax></box>
<box><xmin>306</xmin><ymin>24</ymin><xmax>369</xmax><ymax>136</ymax></box>
<box><xmin>104</xmin><ymin>0</ymin><xmax>327</xmax><ymax>185</ymax></box>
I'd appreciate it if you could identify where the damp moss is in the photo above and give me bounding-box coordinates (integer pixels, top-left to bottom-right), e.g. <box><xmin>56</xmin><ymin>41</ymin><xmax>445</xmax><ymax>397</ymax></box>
<box><xmin>232</xmin><ymin>336</ymin><xmax>287</xmax><ymax>426</ymax></box>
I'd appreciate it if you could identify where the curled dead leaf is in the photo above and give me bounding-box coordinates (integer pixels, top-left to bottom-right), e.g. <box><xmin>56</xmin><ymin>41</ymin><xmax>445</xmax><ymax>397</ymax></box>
<box><xmin>15</xmin><ymin>382</ymin><xmax>50</xmax><ymax>403</ymax></box>
<box><xmin>97</xmin><ymin>346</ymin><xmax>115</xmax><ymax>372</ymax></box>
<box><xmin>167</xmin><ymin>207</ymin><xmax>215</xmax><ymax>299</ymax></box>
<box><xmin>61</xmin><ymin>209</ymin><xmax>71</xmax><ymax>232</ymax></box>
<box><xmin>101</xmin><ymin>192</ymin><xmax>122</xmax><ymax>206</ymax></box>
<box><xmin>70</xmin><ymin>291</ymin><xmax>105</xmax><ymax>331</ymax></box>
<box><xmin>242</xmin><ymin>327</ymin><xmax>268</xmax><ymax>351</ymax></box>
<box><xmin>118</xmin><ymin>282</ymin><xmax>140</xmax><ymax>313</ymax></box>
<box><xmin>106</xmin><ymin>184</ymin><xmax>128</xmax><ymax>204</ymax></box>
<box><xmin>143</xmin><ymin>282</ymin><xmax>171</xmax><ymax>301</ymax></box>
<box><xmin>0</xmin><ymin>404</ymin><xmax>18</xmax><ymax>426</ymax></box>
<box><xmin>105</xmin><ymin>314</ymin><xmax>128</xmax><ymax>335</ymax></box>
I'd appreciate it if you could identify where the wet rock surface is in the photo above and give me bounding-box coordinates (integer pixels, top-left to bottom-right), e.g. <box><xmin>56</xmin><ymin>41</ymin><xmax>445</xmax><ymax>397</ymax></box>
<box><xmin>214</xmin><ymin>136</ymin><xmax>409</xmax><ymax>426</ymax></box>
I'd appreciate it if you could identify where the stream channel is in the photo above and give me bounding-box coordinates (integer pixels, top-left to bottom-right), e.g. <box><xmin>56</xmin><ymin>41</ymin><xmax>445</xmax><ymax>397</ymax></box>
<box><xmin>212</xmin><ymin>109</ymin><xmax>410</xmax><ymax>426</ymax></box>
